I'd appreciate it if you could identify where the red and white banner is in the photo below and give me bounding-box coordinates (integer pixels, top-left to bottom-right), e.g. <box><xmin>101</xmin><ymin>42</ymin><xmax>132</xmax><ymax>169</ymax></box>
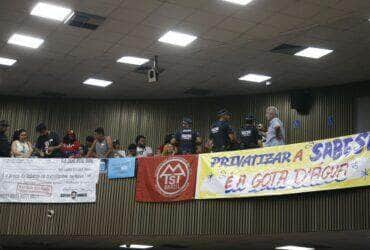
<box><xmin>135</xmin><ymin>155</ymin><xmax>198</xmax><ymax>202</ymax></box>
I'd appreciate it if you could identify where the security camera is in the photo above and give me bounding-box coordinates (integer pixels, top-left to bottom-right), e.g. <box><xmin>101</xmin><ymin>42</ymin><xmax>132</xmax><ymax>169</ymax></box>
<box><xmin>148</xmin><ymin>68</ymin><xmax>158</xmax><ymax>83</ymax></box>
<box><xmin>147</xmin><ymin>55</ymin><xmax>159</xmax><ymax>83</ymax></box>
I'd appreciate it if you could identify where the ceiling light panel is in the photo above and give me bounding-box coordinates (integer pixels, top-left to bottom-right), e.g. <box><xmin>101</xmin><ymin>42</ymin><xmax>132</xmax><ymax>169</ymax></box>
<box><xmin>158</xmin><ymin>31</ymin><xmax>197</xmax><ymax>47</ymax></box>
<box><xmin>239</xmin><ymin>73</ymin><xmax>271</xmax><ymax>83</ymax></box>
<box><xmin>31</xmin><ymin>2</ymin><xmax>73</xmax><ymax>22</ymax></box>
<box><xmin>83</xmin><ymin>78</ymin><xmax>113</xmax><ymax>87</ymax></box>
<box><xmin>0</xmin><ymin>57</ymin><xmax>17</xmax><ymax>66</ymax></box>
<box><xmin>117</xmin><ymin>56</ymin><xmax>149</xmax><ymax>65</ymax></box>
<box><xmin>294</xmin><ymin>47</ymin><xmax>333</xmax><ymax>59</ymax></box>
<box><xmin>7</xmin><ymin>34</ymin><xmax>44</xmax><ymax>49</ymax></box>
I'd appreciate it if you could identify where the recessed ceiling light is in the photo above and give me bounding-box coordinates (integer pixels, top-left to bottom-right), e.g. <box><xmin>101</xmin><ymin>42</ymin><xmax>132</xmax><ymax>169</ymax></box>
<box><xmin>0</xmin><ymin>57</ymin><xmax>17</xmax><ymax>66</ymax></box>
<box><xmin>294</xmin><ymin>47</ymin><xmax>333</xmax><ymax>59</ymax></box>
<box><xmin>222</xmin><ymin>0</ymin><xmax>254</xmax><ymax>5</ymax></box>
<box><xmin>7</xmin><ymin>34</ymin><xmax>44</xmax><ymax>49</ymax></box>
<box><xmin>239</xmin><ymin>73</ymin><xmax>271</xmax><ymax>83</ymax></box>
<box><xmin>276</xmin><ymin>246</ymin><xmax>315</xmax><ymax>250</ymax></box>
<box><xmin>117</xmin><ymin>56</ymin><xmax>149</xmax><ymax>66</ymax></box>
<box><xmin>83</xmin><ymin>78</ymin><xmax>113</xmax><ymax>87</ymax></box>
<box><xmin>119</xmin><ymin>244</ymin><xmax>153</xmax><ymax>249</ymax></box>
<box><xmin>31</xmin><ymin>2</ymin><xmax>73</xmax><ymax>22</ymax></box>
<box><xmin>158</xmin><ymin>31</ymin><xmax>197</xmax><ymax>47</ymax></box>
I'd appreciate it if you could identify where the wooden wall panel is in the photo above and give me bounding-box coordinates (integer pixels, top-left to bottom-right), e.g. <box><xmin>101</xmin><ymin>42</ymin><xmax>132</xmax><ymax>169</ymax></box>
<box><xmin>0</xmin><ymin>88</ymin><xmax>369</xmax><ymax>238</ymax></box>
<box><xmin>0</xmin><ymin>176</ymin><xmax>369</xmax><ymax>237</ymax></box>
<box><xmin>0</xmin><ymin>91</ymin><xmax>354</xmax><ymax>149</ymax></box>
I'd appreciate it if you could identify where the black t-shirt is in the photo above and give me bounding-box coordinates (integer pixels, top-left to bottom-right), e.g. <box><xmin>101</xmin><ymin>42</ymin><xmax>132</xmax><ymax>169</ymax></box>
<box><xmin>36</xmin><ymin>131</ymin><xmax>61</xmax><ymax>158</ymax></box>
<box><xmin>175</xmin><ymin>128</ymin><xmax>200</xmax><ymax>154</ymax></box>
<box><xmin>0</xmin><ymin>132</ymin><xmax>10</xmax><ymax>157</ymax></box>
<box><xmin>210</xmin><ymin>120</ymin><xmax>234</xmax><ymax>152</ymax></box>
<box><xmin>239</xmin><ymin>125</ymin><xmax>261</xmax><ymax>149</ymax></box>
<box><xmin>82</xmin><ymin>144</ymin><xmax>90</xmax><ymax>156</ymax></box>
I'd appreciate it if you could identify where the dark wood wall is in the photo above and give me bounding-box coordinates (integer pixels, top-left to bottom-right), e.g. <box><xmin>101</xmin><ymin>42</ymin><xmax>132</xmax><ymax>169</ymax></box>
<box><xmin>0</xmin><ymin>85</ymin><xmax>369</xmax><ymax>240</ymax></box>
<box><xmin>0</xmin><ymin>90</ymin><xmax>353</xmax><ymax>150</ymax></box>
<box><xmin>0</xmin><ymin>176</ymin><xmax>369</xmax><ymax>238</ymax></box>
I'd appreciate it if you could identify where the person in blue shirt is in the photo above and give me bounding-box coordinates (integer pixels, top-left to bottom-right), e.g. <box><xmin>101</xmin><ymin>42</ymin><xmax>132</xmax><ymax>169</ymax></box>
<box><xmin>209</xmin><ymin>109</ymin><xmax>236</xmax><ymax>152</ymax></box>
<box><xmin>238</xmin><ymin>115</ymin><xmax>262</xmax><ymax>150</ymax></box>
<box><xmin>174</xmin><ymin>117</ymin><xmax>202</xmax><ymax>155</ymax></box>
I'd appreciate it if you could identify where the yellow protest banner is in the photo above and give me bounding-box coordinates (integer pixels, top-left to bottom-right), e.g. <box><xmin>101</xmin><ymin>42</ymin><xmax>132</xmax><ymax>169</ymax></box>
<box><xmin>195</xmin><ymin>132</ymin><xmax>370</xmax><ymax>199</ymax></box>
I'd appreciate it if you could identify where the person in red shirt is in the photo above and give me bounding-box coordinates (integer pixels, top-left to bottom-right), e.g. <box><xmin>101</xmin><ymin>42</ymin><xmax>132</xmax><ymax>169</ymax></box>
<box><xmin>60</xmin><ymin>129</ymin><xmax>81</xmax><ymax>158</ymax></box>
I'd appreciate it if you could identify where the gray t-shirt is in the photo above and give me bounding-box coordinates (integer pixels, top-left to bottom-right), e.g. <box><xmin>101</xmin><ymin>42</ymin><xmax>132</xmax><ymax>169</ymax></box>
<box><xmin>264</xmin><ymin>117</ymin><xmax>285</xmax><ymax>147</ymax></box>
<box><xmin>95</xmin><ymin>139</ymin><xmax>108</xmax><ymax>158</ymax></box>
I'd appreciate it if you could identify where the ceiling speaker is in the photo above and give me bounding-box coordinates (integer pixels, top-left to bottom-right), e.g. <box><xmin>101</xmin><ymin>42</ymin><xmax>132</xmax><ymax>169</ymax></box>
<box><xmin>290</xmin><ymin>90</ymin><xmax>313</xmax><ymax>115</ymax></box>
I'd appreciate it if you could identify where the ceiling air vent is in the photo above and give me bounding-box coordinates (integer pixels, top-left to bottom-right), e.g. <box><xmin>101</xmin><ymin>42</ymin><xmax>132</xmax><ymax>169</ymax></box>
<box><xmin>66</xmin><ymin>11</ymin><xmax>106</xmax><ymax>30</ymax></box>
<box><xmin>270</xmin><ymin>43</ymin><xmax>305</xmax><ymax>55</ymax></box>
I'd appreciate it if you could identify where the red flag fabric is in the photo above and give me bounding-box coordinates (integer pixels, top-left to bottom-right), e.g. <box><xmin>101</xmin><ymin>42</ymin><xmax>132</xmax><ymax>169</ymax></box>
<box><xmin>135</xmin><ymin>155</ymin><xmax>198</xmax><ymax>202</ymax></box>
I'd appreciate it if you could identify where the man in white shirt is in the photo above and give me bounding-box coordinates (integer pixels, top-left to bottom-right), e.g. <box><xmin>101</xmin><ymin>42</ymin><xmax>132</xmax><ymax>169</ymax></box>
<box><xmin>135</xmin><ymin>135</ymin><xmax>153</xmax><ymax>158</ymax></box>
<box><xmin>264</xmin><ymin>106</ymin><xmax>285</xmax><ymax>147</ymax></box>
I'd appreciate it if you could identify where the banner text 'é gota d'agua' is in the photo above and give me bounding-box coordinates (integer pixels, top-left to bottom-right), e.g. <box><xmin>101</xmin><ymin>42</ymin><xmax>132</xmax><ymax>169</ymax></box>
<box><xmin>195</xmin><ymin>132</ymin><xmax>370</xmax><ymax>200</ymax></box>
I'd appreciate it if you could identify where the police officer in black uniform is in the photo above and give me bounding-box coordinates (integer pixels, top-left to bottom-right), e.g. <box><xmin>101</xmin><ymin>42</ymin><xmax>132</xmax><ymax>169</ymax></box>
<box><xmin>209</xmin><ymin>109</ymin><xmax>236</xmax><ymax>152</ymax></box>
<box><xmin>238</xmin><ymin>115</ymin><xmax>262</xmax><ymax>150</ymax></box>
<box><xmin>174</xmin><ymin>117</ymin><xmax>201</xmax><ymax>155</ymax></box>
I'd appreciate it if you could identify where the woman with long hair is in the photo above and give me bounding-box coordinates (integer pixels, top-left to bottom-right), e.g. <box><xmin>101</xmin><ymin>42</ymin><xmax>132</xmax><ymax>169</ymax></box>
<box><xmin>11</xmin><ymin>129</ymin><xmax>33</xmax><ymax>158</ymax></box>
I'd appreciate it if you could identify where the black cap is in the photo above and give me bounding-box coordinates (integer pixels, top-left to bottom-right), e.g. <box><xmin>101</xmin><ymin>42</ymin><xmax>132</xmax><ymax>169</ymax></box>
<box><xmin>36</xmin><ymin>123</ymin><xmax>47</xmax><ymax>132</ymax></box>
<box><xmin>182</xmin><ymin>117</ymin><xmax>192</xmax><ymax>125</ymax></box>
<box><xmin>245</xmin><ymin>115</ymin><xmax>255</xmax><ymax>121</ymax></box>
<box><xmin>217</xmin><ymin>109</ymin><xmax>231</xmax><ymax>117</ymax></box>
<box><xmin>0</xmin><ymin>120</ymin><xmax>9</xmax><ymax>128</ymax></box>
<box><xmin>113</xmin><ymin>139</ymin><xmax>120</xmax><ymax>145</ymax></box>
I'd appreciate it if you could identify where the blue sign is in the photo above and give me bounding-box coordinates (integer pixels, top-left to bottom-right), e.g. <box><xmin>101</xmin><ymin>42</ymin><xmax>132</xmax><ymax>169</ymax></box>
<box><xmin>328</xmin><ymin>116</ymin><xmax>334</xmax><ymax>126</ymax></box>
<box><xmin>100</xmin><ymin>159</ymin><xmax>107</xmax><ymax>173</ymax></box>
<box><xmin>107</xmin><ymin>157</ymin><xmax>136</xmax><ymax>179</ymax></box>
<box><xmin>293</xmin><ymin>120</ymin><xmax>301</xmax><ymax>128</ymax></box>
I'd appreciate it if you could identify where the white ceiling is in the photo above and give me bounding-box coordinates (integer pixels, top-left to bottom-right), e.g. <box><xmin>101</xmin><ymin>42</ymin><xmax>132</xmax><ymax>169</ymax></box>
<box><xmin>0</xmin><ymin>0</ymin><xmax>370</xmax><ymax>99</ymax></box>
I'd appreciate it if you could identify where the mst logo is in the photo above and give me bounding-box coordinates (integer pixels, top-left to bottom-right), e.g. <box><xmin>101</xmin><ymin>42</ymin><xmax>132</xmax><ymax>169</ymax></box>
<box><xmin>155</xmin><ymin>157</ymin><xmax>191</xmax><ymax>197</ymax></box>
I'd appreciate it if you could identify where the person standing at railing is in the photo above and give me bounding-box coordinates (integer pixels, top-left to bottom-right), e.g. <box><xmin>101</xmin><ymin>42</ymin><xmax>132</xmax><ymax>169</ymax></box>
<box><xmin>263</xmin><ymin>106</ymin><xmax>285</xmax><ymax>147</ymax></box>
<box><xmin>0</xmin><ymin>120</ymin><xmax>11</xmax><ymax>157</ymax></box>
<box><xmin>238</xmin><ymin>115</ymin><xmax>262</xmax><ymax>150</ymax></box>
<box><xmin>11</xmin><ymin>129</ymin><xmax>33</xmax><ymax>158</ymax></box>
<box><xmin>209</xmin><ymin>109</ymin><xmax>236</xmax><ymax>152</ymax></box>
<box><xmin>82</xmin><ymin>135</ymin><xmax>95</xmax><ymax>157</ymax></box>
<box><xmin>156</xmin><ymin>133</ymin><xmax>175</xmax><ymax>155</ymax></box>
<box><xmin>87</xmin><ymin>127</ymin><xmax>113</xmax><ymax>158</ymax></box>
<box><xmin>60</xmin><ymin>129</ymin><xmax>81</xmax><ymax>158</ymax></box>
<box><xmin>112</xmin><ymin>139</ymin><xmax>126</xmax><ymax>158</ymax></box>
<box><xmin>126</xmin><ymin>143</ymin><xmax>137</xmax><ymax>157</ymax></box>
<box><xmin>35</xmin><ymin>123</ymin><xmax>62</xmax><ymax>158</ymax></box>
<box><xmin>162</xmin><ymin>142</ymin><xmax>177</xmax><ymax>156</ymax></box>
<box><xmin>135</xmin><ymin>135</ymin><xmax>153</xmax><ymax>158</ymax></box>
<box><xmin>174</xmin><ymin>117</ymin><xmax>202</xmax><ymax>155</ymax></box>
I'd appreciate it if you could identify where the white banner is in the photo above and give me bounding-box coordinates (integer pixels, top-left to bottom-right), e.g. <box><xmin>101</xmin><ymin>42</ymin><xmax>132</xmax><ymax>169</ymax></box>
<box><xmin>0</xmin><ymin>158</ymin><xmax>100</xmax><ymax>203</ymax></box>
